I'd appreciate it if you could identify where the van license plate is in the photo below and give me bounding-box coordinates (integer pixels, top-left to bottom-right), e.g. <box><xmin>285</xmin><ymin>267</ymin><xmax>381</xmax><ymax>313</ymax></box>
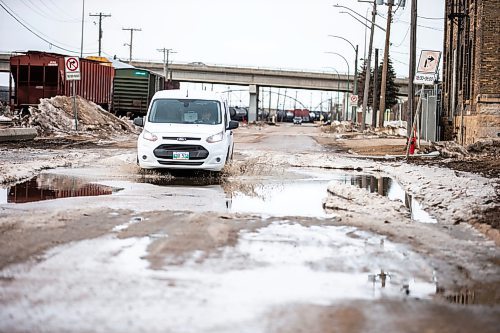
<box><xmin>173</xmin><ymin>152</ymin><xmax>189</xmax><ymax>160</ymax></box>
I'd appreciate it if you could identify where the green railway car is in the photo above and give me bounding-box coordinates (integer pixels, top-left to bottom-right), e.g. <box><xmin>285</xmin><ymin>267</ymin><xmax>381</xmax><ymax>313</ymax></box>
<box><xmin>112</xmin><ymin>68</ymin><xmax>165</xmax><ymax>117</ymax></box>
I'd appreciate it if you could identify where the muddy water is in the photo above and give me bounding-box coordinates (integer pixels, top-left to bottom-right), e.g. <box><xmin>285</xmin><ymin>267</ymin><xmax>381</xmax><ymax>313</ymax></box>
<box><xmin>0</xmin><ymin>221</ymin><xmax>438</xmax><ymax>333</ymax></box>
<box><xmin>0</xmin><ymin>173</ymin><xmax>121</xmax><ymax>204</ymax></box>
<box><xmin>0</xmin><ymin>168</ymin><xmax>436</xmax><ymax>223</ymax></box>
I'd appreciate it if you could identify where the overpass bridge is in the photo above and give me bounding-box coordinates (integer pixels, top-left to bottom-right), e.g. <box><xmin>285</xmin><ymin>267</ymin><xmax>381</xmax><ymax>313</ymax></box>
<box><xmin>1</xmin><ymin>52</ymin><xmax>409</xmax><ymax>121</ymax></box>
<box><xmin>130</xmin><ymin>60</ymin><xmax>408</xmax><ymax>121</ymax></box>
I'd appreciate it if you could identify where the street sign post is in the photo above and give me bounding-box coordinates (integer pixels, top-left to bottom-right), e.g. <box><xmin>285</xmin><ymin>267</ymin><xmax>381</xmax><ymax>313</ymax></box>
<box><xmin>413</xmin><ymin>50</ymin><xmax>441</xmax><ymax>85</ymax></box>
<box><xmin>407</xmin><ymin>50</ymin><xmax>441</xmax><ymax>158</ymax></box>
<box><xmin>64</xmin><ymin>57</ymin><xmax>81</xmax><ymax>131</ymax></box>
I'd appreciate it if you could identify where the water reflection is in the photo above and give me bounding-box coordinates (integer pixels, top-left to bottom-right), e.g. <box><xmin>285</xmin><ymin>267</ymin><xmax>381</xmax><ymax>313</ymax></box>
<box><xmin>2</xmin><ymin>174</ymin><xmax>119</xmax><ymax>204</ymax></box>
<box><xmin>0</xmin><ymin>170</ymin><xmax>437</xmax><ymax>223</ymax></box>
<box><xmin>348</xmin><ymin>174</ymin><xmax>437</xmax><ymax>223</ymax></box>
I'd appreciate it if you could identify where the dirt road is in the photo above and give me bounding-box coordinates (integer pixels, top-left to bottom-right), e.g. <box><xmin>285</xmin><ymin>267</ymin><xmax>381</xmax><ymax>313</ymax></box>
<box><xmin>0</xmin><ymin>123</ymin><xmax>499</xmax><ymax>333</ymax></box>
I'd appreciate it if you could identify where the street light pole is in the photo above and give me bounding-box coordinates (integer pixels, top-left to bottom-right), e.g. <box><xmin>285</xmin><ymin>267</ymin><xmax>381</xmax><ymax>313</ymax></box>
<box><xmin>325</xmin><ymin>67</ymin><xmax>341</xmax><ymax>121</ymax></box>
<box><xmin>328</xmin><ymin>35</ymin><xmax>358</xmax><ymax>121</ymax></box>
<box><xmin>325</xmin><ymin>52</ymin><xmax>350</xmax><ymax>121</ymax></box>
<box><xmin>361</xmin><ymin>0</ymin><xmax>377</xmax><ymax>131</ymax></box>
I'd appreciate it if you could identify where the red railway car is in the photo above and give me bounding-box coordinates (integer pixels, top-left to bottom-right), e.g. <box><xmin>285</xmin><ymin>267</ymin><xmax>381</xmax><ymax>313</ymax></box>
<box><xmin>293</xmin><ymin>109</ymin><xmax>310</xmax><ymax>122</ymax></box>
<box><xmin>10</xmin><ymin>51</ymin><xmax>114</xmax><ymax>110</ymax></box>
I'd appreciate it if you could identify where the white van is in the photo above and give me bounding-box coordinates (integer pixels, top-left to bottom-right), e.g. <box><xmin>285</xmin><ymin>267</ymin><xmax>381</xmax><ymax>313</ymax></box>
<box><xmin>133</xmin><ymin>90</ymin><xmax>239</xmax><ymax>171</ymax></box>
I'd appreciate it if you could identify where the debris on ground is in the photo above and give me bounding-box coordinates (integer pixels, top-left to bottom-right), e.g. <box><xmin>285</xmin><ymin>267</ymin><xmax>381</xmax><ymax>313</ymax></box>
<box><xmin>17</xmin><ymin>96</ymin><xmax>139</xmax><ymax>138</ymax></box>
<box><xmin>466</xmin><ymin>139</ymin><xmax>500</xmax><ymax>158</ymax></box>
<box><xmin>0</xmin><ymin>115</ymin><xmax>12</xmax><ymax>128</ymax></box>
<box><xmin>423</xmin><ymin>139</ymin><xmax>500</xmax><ymax>159</ymax></box>
<box><xmin>423</xmin><ymin>141</ymin><xmax>470</xmax><ymax>158</ymax></box>
<box><xmin>0</xmin><ymin>102</ymin><xmax>13</xmax><ymax>123</ymax></box>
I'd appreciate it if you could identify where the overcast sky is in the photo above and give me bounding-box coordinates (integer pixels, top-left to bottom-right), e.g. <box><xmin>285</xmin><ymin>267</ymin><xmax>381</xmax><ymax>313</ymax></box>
<box><xmin>0</xmin><ymin>0</ymin><xmax>444</xmax><ymax>108</ymax></box>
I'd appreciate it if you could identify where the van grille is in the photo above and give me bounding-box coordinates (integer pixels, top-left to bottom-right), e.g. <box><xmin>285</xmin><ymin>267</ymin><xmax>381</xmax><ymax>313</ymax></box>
<box><xmin>153</xmin><ymin>144</ymin><xmax>209</xmax><ymax>160</ymax></box>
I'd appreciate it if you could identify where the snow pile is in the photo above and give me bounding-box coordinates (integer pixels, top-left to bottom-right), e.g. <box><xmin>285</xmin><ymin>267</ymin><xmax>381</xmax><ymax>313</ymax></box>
<box><xmin>323</xmin><ymin>181</ymin><xmax>410</xmax><ymax>223</ymax></box>
<box><xmin>26</xmin><ymin>96</ymin><xmax>139</xmax><ymax>137</ymax></box>
<box><xmin>380</xmin><ymin>121</ymin><xmax>407</xmax><ymax>137</ymax></box>
<box><xmin>322</xmin><ymin>121</ymin><xmax>407</xmax><ymax>137</ymax></box>
<box><xmin>323</xmin><ymin>121</ymin><xmax>355</xmax><ymax>133</ymax></box>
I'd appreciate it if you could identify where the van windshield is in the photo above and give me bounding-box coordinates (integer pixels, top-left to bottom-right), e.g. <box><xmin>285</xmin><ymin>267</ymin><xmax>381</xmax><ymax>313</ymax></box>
<box><xmin>148</xmin><ymin>99</ymin><xmax>222</xmax><ymax>125</ymax></box>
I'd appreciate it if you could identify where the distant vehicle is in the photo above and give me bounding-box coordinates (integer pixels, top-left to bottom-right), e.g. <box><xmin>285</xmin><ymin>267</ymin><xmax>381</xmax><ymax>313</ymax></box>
<box><xmin>293</xmin><ymin>109</ymin><xmax>310</xmax><ymax>122</ymax></box>
<box><xmin>133</xmin><ymin>90</ymin><xmax>239</xmax><ymax>172</ymax></box>
<box><xmin>188</xmin><ymin>62</ymin><xmax>206</xmax><ymax>66</ymax></box>
<box><xmin>229</xmin><ymin>106</ymin><xmax>248</xmax><ymax>121</ymax></box>
<box><xmin>293</xmin><ymin>116</ymin><xmax>303</xmax><ymax>125</ymax></box>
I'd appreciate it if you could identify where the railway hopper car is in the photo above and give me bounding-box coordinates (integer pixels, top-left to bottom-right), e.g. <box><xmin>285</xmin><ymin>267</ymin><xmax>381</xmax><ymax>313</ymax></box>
<box><xmin>111</xmin><ymin>68</ymin><xmax>165</xmax><ymax>117</ymax></box>
<box><xmin>9</xmin><ymin>51</ymin><xmax>114</xmax><ymax>111</ymax></box>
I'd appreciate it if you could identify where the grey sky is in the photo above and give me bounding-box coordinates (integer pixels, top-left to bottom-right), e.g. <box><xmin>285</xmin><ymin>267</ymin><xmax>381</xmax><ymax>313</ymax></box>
<box><xmin>0</xmin><ymin>0</ymin><xmax>444</xmax><ymax>108</ymax></box>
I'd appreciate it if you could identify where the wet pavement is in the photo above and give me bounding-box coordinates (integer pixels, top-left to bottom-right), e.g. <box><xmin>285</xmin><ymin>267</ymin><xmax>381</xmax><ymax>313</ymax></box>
<box><xmin>0</xmin><ymin>124</ymin><xmax>498</xmax><ymax>333</ymax></box>
<box><xmin>0</xmin><ymin>219</ymin><xmax>438</xmax><ymax>333</ymax></box>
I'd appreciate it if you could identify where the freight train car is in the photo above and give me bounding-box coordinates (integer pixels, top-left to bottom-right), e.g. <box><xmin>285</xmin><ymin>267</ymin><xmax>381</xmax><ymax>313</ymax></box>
<box><xmin>9</xmin><ymin>51</ymin><xmax>114</xmax><ymax>111</ymax></box>
<box><xmin>111</xmin><ymin>68</ymin><xmax>165</xmax><ymax>117</ymax></box>
<box><xmin>293</xmin><ymin>109</ymin><xmax>310</xmax><ymax>122</ymax></box>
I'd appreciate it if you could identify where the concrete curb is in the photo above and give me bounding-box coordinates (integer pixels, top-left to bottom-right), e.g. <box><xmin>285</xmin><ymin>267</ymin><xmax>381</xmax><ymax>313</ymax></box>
<box><xmin>0</xmin><ymin>128</ymin><xmax>38</xmax><ymax>142</ymax></box>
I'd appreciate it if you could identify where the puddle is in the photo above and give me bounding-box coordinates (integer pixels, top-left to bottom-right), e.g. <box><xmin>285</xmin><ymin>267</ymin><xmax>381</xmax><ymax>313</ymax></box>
<box><xmin>348</xmin><ymin>173</ymin><xmax>437</xmax><ymax>223</ymax></box>
<box><xmin>0</xmin><ymin>169</ymin><xmax>436</xmax><ymax>223</ymax></box>
<box><xmin>227</xmin><ymin>170</ymin><xmax>437</xmax><ymax>223</ymax></box>
<box><xmin>0</xmin><ymin>174</ymin><xmax>121</xmax><ymax>204</ymax></box>
<box><xmin>0</xmin><ymin>222</ymin><xmax>439</xmax><ymax>332</ymax></box>
<box><xmin>229</xmin><ymin>178</ymin><xmax>333</xmax><ymax>217</ymax></box>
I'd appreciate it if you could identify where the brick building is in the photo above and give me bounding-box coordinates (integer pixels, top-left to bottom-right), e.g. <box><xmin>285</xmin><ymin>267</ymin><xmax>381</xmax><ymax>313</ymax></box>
<box><xmin>442</xmin><ymin>0</ymin><xmax>500</xmax><ymax>144</ymax></box>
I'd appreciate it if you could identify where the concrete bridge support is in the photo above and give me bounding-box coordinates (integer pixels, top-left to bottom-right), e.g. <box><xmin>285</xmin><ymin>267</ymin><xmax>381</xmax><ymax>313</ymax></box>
<box><xmin>248</xmin><ymin>84</ymin><xmax>259</xmax><ymax>122</ymax></box>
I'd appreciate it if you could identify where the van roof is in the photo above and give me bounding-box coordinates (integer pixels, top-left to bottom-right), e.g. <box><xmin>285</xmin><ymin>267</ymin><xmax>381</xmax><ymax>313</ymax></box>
<box><xmin>152</xmin><ymin>89</ymin><xmax>224</xmax><ymax>101</ymax></box>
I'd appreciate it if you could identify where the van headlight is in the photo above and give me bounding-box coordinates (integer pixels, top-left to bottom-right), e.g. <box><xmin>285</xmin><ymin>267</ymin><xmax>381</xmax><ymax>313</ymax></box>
<box><xmin>142</xmin><ymin>129</ymin><xmax>158</xmax><ymax>142</ymax></box>
<box><xmin>206</xmin><ymin>131</ymin><xmax>223</xmax><ymax>143</ymax></box>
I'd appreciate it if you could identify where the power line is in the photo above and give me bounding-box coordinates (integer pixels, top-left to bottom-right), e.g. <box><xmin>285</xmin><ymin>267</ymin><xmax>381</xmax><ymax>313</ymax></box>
<box><xmin>18</xmin><ymin>0</ymin><xmax>80</xmax><ymax>23</ymax></box>
<box><xmin>45</xmin><ymin>0</ymin><xmax>78</xmax><ymax>18</ymax></box>
<box><xmin>418</xmin><ymin>15</ymin><xmax>444</xmax><ymax>20</ymax></box>
<box><xmin>0</xmin><ymin>0</ymin><xmax>96</xmax><ymax>55</ymax></box>
<box><xmin>393</xmin><ymin>25</ymin><xmax>410</xmax><ymax>48</ymax></box>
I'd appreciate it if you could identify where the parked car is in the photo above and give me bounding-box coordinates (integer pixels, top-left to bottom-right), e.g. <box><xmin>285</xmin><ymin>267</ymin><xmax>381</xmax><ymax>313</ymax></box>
<box><xmin>293</xmin><ymin>116</ymin><xmax>303</xmax><ymax>125</ymax></box>
<box><xmin>133</xmin><ymin>90</ymin><xmax>239</xmax><ymax>172</ymax></box>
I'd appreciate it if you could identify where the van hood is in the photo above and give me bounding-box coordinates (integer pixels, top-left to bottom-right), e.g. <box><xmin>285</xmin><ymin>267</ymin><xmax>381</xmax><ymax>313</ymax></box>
<box><xmin>144</xmin><ymin>122</ymin><xmax>222</xmax><ymax>136</ymax></box>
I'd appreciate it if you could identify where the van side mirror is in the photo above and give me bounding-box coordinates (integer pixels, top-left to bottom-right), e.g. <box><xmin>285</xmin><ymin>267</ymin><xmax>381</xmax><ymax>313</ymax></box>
<box><xmin>227</xmin><ymin>120</ymin><xmax>239</xmax><ymax>130</ymax></box>
<box><xmin>133</xmin><ymin>117</ymin><xmax>144</xmax><ymax>127</ymax></box>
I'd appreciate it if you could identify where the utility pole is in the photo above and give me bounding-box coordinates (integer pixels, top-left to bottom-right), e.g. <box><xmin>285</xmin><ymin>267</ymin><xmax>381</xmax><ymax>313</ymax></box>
<box><xmin>122</xmin><ymin>27</ymin><xmax>141</xmax><ymax>62</ymax></box>
<box><xmin>378</xmin><ymin>0</ymin><xmax>393</xmax><ymax>128</ymax></box>
<box><xmin>89</xmin><ymin>12</ymin><xmax>111</xmax><ymax>56</ymax></box>
<box><xmin>408</xmin><ymin>0</ymin><xmax>417</xmax><ymax>137</ymax></box>
<box><xmin>361</xmin><ymin>0</ymin><xmax>377</xmax><ymax>131</ymax></box>
<box><xmin>157</xmin><ymin>48</ymin><xmax>176</xmax><ymax>80</ymax></box>
<box><xmin>353</xmin><ymin>44</ymin><xmax>359</xmax><ymax>121</ymax></box>
<box><xmin>372</xmin><ymin>48</ymin><xmax>379</xmax><ymax>127</ymax></box>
